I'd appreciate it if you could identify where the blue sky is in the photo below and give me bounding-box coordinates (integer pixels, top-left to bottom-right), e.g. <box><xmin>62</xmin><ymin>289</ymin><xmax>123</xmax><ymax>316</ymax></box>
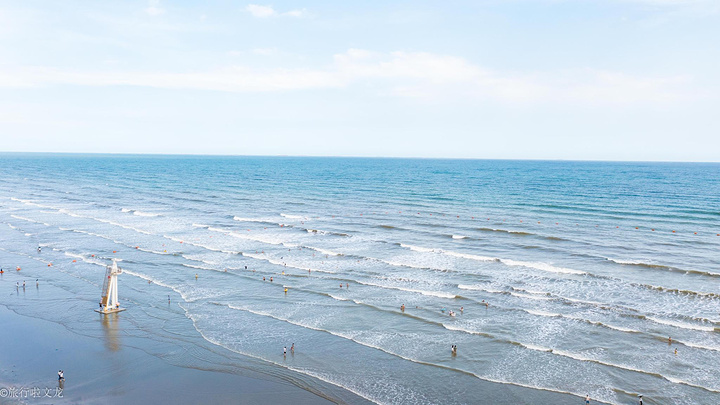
<box><xmin>0</xmin><ymin>0</ymin><xmax>718</xmax><ymax>161</ymax></box>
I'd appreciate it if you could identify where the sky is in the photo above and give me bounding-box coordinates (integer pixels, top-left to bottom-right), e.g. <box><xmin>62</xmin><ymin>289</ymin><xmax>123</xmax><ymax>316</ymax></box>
<box><xmin>0</xmin><ymin>0</ymin><xmax>718</xmax><ymax>161</ymax></box>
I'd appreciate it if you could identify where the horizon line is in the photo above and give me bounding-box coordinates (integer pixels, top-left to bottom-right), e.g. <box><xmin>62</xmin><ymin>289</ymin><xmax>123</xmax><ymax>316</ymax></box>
<box><xmin>0</xmin><ymin>151</ymin><xmax>718</xmax><ymax>164</ymax></box>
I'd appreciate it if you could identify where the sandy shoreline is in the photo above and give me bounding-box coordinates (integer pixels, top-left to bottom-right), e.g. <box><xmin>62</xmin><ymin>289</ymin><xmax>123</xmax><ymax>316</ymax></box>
<box><xmin>0</xmin><ymin>254</ymin><xmax>584</xmax><ymax>405</ymax></box>
<box><xmin>0</xmin><ymin>303</ymin><xmax>344</xmax><ymax>405</ymax></box>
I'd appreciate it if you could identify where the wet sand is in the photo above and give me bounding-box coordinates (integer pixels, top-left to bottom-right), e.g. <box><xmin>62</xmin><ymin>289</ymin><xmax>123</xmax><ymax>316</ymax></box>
<box><xmin>0</xmin><ymin>304</ymin><xmax>338</xmax><ymax>405</ymax></box>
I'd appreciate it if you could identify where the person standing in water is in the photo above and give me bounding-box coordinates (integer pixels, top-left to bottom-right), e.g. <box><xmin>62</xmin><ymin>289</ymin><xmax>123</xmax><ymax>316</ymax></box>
<box><xmin>291</xmin><ymin>343</ymin><xmax>295</xmax><ymax>354</ymax></box>
<box><xmin>400</xmin><ymin>304</ymin><xmax>405</xmax><ymax>312</ymax></box>
<box><xmin>586</xmin><ymin>394</ymin><xmax>590</xmax><ymax>404</ymax></box>
<box><xmin>283</xmin><ymin>346</ymin><xmax>287</xmax><ymax>356</ymax></box>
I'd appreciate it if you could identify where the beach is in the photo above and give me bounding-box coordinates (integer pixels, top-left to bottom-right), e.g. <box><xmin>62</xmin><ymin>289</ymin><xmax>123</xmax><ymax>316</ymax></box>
<box><xmin>1</xmin><ymin>155</ymin><xmax>719</xmax><ymax>404</ymax></box>
<box><xmin>0</xmin><ymin>288</ymin><xmax>349</xmax><ymax>405</ymax></box>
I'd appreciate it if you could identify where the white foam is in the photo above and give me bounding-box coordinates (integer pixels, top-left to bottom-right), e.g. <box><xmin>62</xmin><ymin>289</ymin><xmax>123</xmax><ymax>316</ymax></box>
<box><xmin>525</xmin><ymin>309</ymin><xmax>562</xmax><ymax>317</ymax></box>
<box><xmin>233</xmin><ymin>216</ymin><xmax>271</xmax><ymax>223</ymax></box>
<box><xmin>646</xmin><ymin>317</ymin><xmax>715</xmax><ymax>332</ymax></box>
<box><xmin>500</xmin><ymin>259</ymin><xmax>586</xmax><ymax>275</ymax></box>
<box><xmin>451</xmin><ymin>235</ymin><xmax>467</xmax><ymax>239</ymax></box>
<box><xmin>280</xmin><ymin>213</ymin><xmax>305</xmax><ymax>220</ymax></box>
<box><xmin>303</xmin><ymin>246</ymin><xmax>343</xmax><ymax>256</ymax></box>
<box><xmin>357</xmin><ymin>281</ymin><xmax>457</xmax><ymax>299</ymax></box>
<box><xmin>133</xmin><ymin>210</ymin><xmax>160</xmax><ymax>217</ymax></box>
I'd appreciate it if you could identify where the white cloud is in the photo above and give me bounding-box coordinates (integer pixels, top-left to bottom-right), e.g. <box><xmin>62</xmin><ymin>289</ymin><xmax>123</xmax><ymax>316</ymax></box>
<box><xmin>283</xmin><ymin>8</ymin><xmax>308</xmax><ymax>18</ymax></box>
<box><xmin>252</xmin><ymin>48</ymin><xmax>277</xmax><ymax>56</ymax></box>
<box><xmin>246</xmin><ymin>4</ymin><xmax>276</xmax><ymax>18</ymax></box>
<box><xmin>145</xmin><ymin>0</ymin><xmax>165</xmax><ymax>16</ymax></box>
<box><xmin>0</xmin><ymin>50</ymin><xmax>699</xmax><ymax>105</ymax></box>
<box><xmin>245</xmin><ymin>4</ymin><xmax>308</xmax><ymax>18</ymax></box>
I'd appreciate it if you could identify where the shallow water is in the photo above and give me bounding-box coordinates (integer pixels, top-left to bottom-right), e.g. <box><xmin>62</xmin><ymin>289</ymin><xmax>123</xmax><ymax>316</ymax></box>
<box><xmin>1</xmin><ymin>155</ymin><xmax>719</xmax><ymax>404</ymax></box>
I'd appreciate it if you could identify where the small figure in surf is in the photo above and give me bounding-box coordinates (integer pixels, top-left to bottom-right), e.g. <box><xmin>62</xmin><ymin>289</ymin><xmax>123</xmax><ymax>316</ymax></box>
<box><xmin>283</xmin><ymin>346</ymin><xmax>287</xmax><ymax>356</ymax></box>
<box><xmin>460</xmin><ymin>306</ymin><xmax>464</xmax><ymax>313</ymax></box>
<box><xmin>400</xmin><ymin>304</ymin><xmax>405</xmax><ymax>312</ymax></box>
<box><xmin>195</xmin><ymin>274</ymin><xmax>198</xmax><ymax>280</ymax></box>
<box><xmin>37</xmin><ymin>247</ymin><xmax>41</xmax><ymax>253</ymax></box>
<box><xmin>586</xmin><ymin>394</ymin><xmax>590</xmax><ymax>404</ymax></box>
<box><xmin>451</xmin><ymin>345</ymin><xmax>457</xmax><ymax>355</ymax></box>
<box><xmin>270</xmin><ymin>277</ymin><xmax>273</xmax><ymax>282</ymax></box>
<box><xmin>291</xmin><ymin>343</ymin><xmax>295</xmax><ymax>354</ymax></box>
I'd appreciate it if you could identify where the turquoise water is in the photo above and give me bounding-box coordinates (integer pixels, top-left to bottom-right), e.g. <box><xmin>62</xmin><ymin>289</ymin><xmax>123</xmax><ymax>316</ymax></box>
<box><xmin>1</xmin><ymin>154</ymin><xmax>719</xmax><ymax>404</ymax></box>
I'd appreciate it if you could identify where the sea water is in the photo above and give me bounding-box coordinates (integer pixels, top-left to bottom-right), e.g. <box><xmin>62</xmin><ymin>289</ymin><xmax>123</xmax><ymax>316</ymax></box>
<box><xmin>0</xmin><ymin>154</ymin><xmax>719</xmax><ymax>404</ymax></box>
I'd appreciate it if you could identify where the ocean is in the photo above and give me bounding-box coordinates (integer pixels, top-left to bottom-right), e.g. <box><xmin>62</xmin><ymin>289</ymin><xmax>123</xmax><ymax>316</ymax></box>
<box><xmin>1</xmin><ymin>154</ymin><xmax>719</xmax><ymax>404</ymax></box>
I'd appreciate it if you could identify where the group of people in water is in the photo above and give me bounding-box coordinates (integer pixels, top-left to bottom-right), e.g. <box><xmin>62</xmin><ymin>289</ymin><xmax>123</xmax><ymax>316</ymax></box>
<box><xmin>283</xmin><ymin>343</ymin><xmax>295</xmax><ymax>357</ymax></box>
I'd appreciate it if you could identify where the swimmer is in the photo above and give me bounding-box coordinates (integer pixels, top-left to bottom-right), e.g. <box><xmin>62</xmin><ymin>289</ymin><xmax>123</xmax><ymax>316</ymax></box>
<box><xmin>195</xmin><ymin>274</ymin><xmax>198</xmax><ymax>280</ymax></box>
<box><xmin>451</xmin><ymin>345</ymin><xmax>457</xmax><ymax>355</ymax></box>
<box><xmin>400</xmin><ymin>304</ymin><xmax>405</xmax><ymax>312</ymax></box>
<box><xmin>460</xmin><ymin>306</ymin><xmax>464</xmax><ymax>313</ymax></box>
<box><xmin>674</xmin><ymin>348</ymin><xmax>677</xmax><ymax>355</ymax></box>
<box><xmin>263</xmin><ymin>276</ymin><xmax>266</xmax><ymax>281</ymax></box>
<box><xmin>346</xmin><ymin>283</ymin><xmax>349</xmax><ymax>288</ymax></box>
<box><xmin>270</xmin><ymin>277</ymin><xmax>273</xmax><ymax>282</ymax></box>
<box><xmin>284</xmin><ymin>287</ymin><xmax>288</xmax><ymax>294</ymax></box>
<box><xmin>340</xmin><ymin>283</ymin><xmax>343</xmax><ymax>288</ymax></box>
<box><xmin>668</xmin><ymin>337</ymin><xmax>672</xmax><ymax>345</ymax></box>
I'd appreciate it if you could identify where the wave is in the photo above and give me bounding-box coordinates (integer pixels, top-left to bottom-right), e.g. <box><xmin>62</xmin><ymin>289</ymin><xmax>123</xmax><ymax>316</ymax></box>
<box><xmin>609</xmin><ymin>258</ymin><xmax>720</xmax><ymax>278</ymax></box>
<box><xmin>280</xmin><ymin>213</ymin><xmax>305</xmax><ymax>220</ymax></box>
<box><xmin>63</xmin><ymin>252</ymin><xmax>106</xmax><ymax>267</ymax></box>
<box><xmin>499</xmin><ymin>259</ymin><xmax>585</xmax><ymax>275</ymax></box>
<box><xmin>302</xmin><ymin>246</ymin><xmax>344</xmax><ymax>257</ymax></box>
<box><xmin>399</xmin><ymin>243</ymin><xmax>497</xmax><ymax>262</ymax></box>
<box><xmin>134</xmin><ymin>210</ymin><xmax>160</xmax><ymax>217</ymax></box>
<box><xmin>646</xmin><ymin>317</ymin><xmax>716</xmax><ymax>332</ymax></box>
<box><xmin>356</xmin><ymin>280</ymin><xmax>458</xmax><ymax>299</ymax></box>
<box><xmin>524</xmin><ymin>309</ymin><xmax>562</xmax><ymax>318</ymax></box>
<box><xmin>451</xmin><ymin>235</ymin><xmax>467</xmax><ymax>239</ymax></box>
<box><xmin>232</xmin><ymin>216</ymin><xmax>275</xmax><ymax>224</ymax></box>
<box><xmin>397</xmin><ymin>243</ymin><xmax>583</xmax><ymax>275</ymax></box>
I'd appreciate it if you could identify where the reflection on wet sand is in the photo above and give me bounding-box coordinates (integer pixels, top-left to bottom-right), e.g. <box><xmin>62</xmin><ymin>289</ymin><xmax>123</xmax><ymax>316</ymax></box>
<box><xmin>101</xmin><ymin>312</ymin><xmax>121</xmax><ymax>352</ymax></box>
